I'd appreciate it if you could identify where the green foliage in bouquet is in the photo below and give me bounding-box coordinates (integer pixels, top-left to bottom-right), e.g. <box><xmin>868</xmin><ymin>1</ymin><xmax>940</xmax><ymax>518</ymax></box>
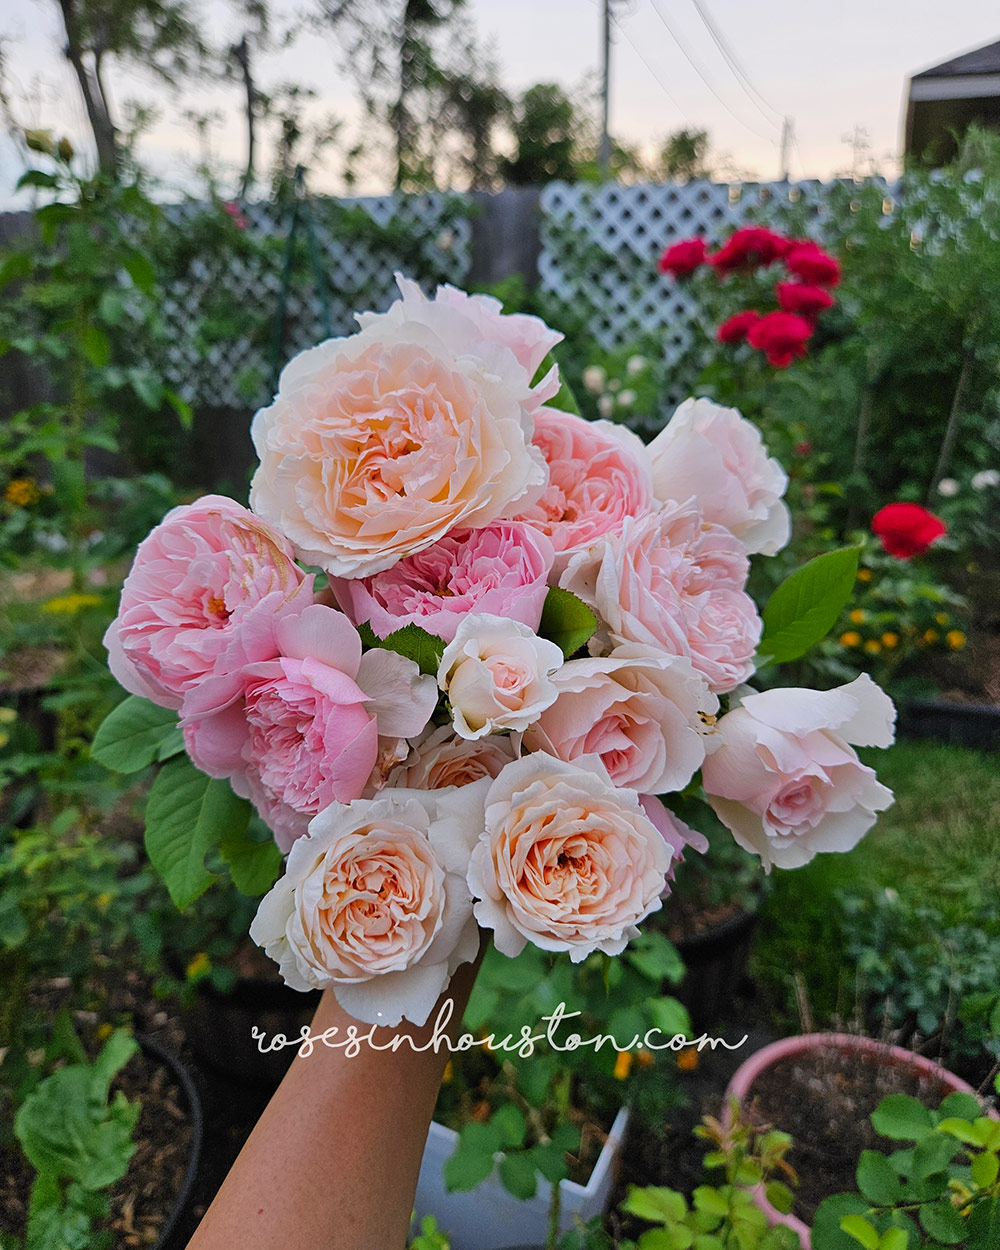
<box><xmin>11</xmin><ymin>1027</ymin><xmax>139</xmax><ymax>1250</ymax></box>
<box><xmin>812</xmin><ymin>1091</ymin><xmax>1000</xmax><ymax>1250</ymax></box>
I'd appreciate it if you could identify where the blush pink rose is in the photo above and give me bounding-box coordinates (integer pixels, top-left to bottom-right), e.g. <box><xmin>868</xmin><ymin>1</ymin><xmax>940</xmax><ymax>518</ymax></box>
<box><xmin>250</xmin><ymin>783</ymin><xmax>487</xmax><ymax>1025</ymax></box>
<box><xmin>524</xmin><ymin>643</ymin><xmax>717</xmax><ymax>794</ymax></box>
<box><xmin>249</xmin><ymin>276</ymin><xmax>549</xmax><ymax>579</ymax></box>
<box><xmin>701</xmin><ymin>674</ymin><xmax>895</xmax><ymax>870</ymax></box>
<box><xmin>638</xmin><ymin>794</ymin><xmax>709</xmax><ymax>890</ymax></box>
<box><xmin>648</xmin><ymin>398</ymin><xmax>790</xmax><ymax>556</ymax></box>
<box><xmin>182</xmin><ymin>604</ymin><xmax>437</xmax><ymax>851</ymax></box>
<box><xmin>513</xmin><ymin>409</ymin><xmax>654</xmax><ymax>569</ymax></box>
<box><xmin>330</xmin><ymin>522</ymin><xmax>554</xmax><ymax>643</ymax></box>
<box><xmin>104</xmin><ymin>495</ymin><xmax>311</xmax><ymax>712</ymax></box>
<box><xmin>467</xmin><ymin>753</ymin><xmax>672</xmax><ymax>961</ymax></box>
<box><xmin>560</xmin><ymin>503</ymin><xmax>761</xmax><ymax>693</ymax></box>
<box><xmin>384</xmin><ymin>725</ymin><xmax>516</xmax><ymax>791</ymax></box>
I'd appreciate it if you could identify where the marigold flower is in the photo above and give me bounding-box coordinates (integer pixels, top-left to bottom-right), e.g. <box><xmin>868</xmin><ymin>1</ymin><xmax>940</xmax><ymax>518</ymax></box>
<box><xmin>863</xmin><ymin>639</ymin><xmax>882</xmax><ymax>655</ymax></box>
<box><xmin>923</xmin><ymin>629</ymin><xmax>940</xmax><ymax>645</ymax></box>
<box><xmin>935</xmin><ymin>612</ymin><xmax>950</xmax><ymax>626</ymax></box>
<box><xmin>857</xmin><ymin>568</ymin><xmax>873</xmax><ymax>583</ymax></box>
<box><xmin>849</xmin><ymin>609</ymin><xmax>866</xmax><ymax>625</ymax></box>
<box><xmin>614</xmin><ymin>1049</ymin><xmax>634</xmax><ymax>1080</ymax></box>
<box><xmin>946</xmin><ymin>630</ymin><xmax>966</xmax><ymax>650</ymax></box>
<box><xmin>881</xmin><ymin>632</ymin><xmax>899</xmax><ymax>649</ymax></box>
<box><xmin>840</xmin><ymin>631</ymin><xmax>862</xmax><ymax>648</ymax></box>
<box><xmin>4</xmin><ymin>478</ymin><xmax>40</xmax><ymax>507</ymax></box>
<box><xmin>677</xmin><ymin>1047</ymin><xmax>699</xmax><ymax>1072</ymax></box>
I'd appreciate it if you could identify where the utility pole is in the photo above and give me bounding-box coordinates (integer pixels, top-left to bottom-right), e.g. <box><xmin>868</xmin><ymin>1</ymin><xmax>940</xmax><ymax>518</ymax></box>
<box><xmin>779</xmin><ymin>116</ymin><xmax>793</xmax><ymax>181</ymax></box>
<box><xmin>599</xmin><ymin>0</ymin><xmax>612</xmax><ymax>178</ymax></box>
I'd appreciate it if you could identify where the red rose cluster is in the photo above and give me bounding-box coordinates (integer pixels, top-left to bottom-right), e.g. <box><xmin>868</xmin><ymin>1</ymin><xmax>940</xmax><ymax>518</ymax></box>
<box><xmin>658</xmin><ymin>226</ymin><xmax>840</xmax><ymax>369</ymax></box>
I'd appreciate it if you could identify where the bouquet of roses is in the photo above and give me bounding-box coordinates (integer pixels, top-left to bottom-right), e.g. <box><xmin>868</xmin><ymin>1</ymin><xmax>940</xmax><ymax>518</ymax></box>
<box><xmin>97</xmin><ymin>277</ymin><xmax>896</xmax><ymax>1028</ymax></box>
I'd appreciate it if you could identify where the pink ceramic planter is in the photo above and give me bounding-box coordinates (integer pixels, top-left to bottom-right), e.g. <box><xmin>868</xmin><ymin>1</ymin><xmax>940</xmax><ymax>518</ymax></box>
<box><xmin>722</xmin><ymin>1032</ymin><xmax>985</xmax><ymax>1250</ymax></box>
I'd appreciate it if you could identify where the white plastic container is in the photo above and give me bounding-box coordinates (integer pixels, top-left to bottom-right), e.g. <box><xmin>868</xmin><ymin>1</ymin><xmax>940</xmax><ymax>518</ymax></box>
<box><xmin>411</xmin><ymin>1106</ymin><xmax>629</xmax><ymax>1250</ymax></box>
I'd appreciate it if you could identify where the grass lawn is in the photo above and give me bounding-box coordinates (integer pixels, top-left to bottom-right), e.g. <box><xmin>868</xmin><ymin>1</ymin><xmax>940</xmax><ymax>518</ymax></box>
<box><xmin>751</xmin><ymin>741</ymin><xmax>1000</xmax><ymax>1030</ymax></box>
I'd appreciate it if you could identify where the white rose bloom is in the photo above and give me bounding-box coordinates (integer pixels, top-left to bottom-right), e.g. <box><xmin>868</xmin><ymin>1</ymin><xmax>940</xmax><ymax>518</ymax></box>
<box><xmin>626</xmin><ymin>355</ymin><xmax>647</xmax><ymax>376</ymax></box>
<box><xmin>582</xmin><ymin>365</ymin><xmax>607</xmax><ymax>394</ymax></box>
<box><xmin>648</xmin><ymin>397</ymin><xmax>791</xmax><ymax>556</ymax></box>
<box><xmin>597</xmin><ymin>395</ymin><xmax>614</xmax><ymax>418</ymax></box>
<box><xmin>971</xmin><ymin>469</ymin><xmax>1000</xmax><ymax>490</ymax></box>
<box><xmin>617</xmin><ymin>389</ymin><xmax>637</xmax><ymax>408</ymax></box>
<box><xmin>249</xmin><ymin>781</ymin><xmax>490</xmax><ymax>1026</ymax></box>
<box><xmin>438</xmin><ymin>613</ymin><xmax>563</xmax><ymax>740</ymax></box>
<box><xmin>936</xmin><ymin>478</ymin><xmax>959</xmax><ymax>497</ymax></box>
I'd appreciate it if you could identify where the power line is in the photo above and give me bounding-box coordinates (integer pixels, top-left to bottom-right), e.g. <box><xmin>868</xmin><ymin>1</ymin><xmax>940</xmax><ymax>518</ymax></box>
<box><xmin>687</xmin><ymin>0</ymin><xmax>784</xmax><ymax>128</ymax></box>
<box><xmin>644</xmin><ymin>0</ymin><xmax>777</xmax><ymax>145</ymax></box>
<box><xmin>607</xmin><ymin>6</ymin><xmax>693</xmax><ymax>130</ymax></box>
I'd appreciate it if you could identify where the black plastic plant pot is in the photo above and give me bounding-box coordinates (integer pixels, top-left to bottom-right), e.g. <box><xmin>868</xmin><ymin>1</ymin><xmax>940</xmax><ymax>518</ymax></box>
<box><xmin>897</xmin><ymin>698</ymin><xmax>1000</xmax><ymax>749</ymax></box>
<box><xmin>672</xmin><ymin>904</ymin><xmax>759</xmax><ymax>1032</ymax></box>
<box><xmin>137</xmin><ymin>1032</ymin><xmax>204</xmax><ymax>1250</ymax></box>
<box><xmin>181</xmin><ymin>974</ymin><xmax>321</xmax><ymax>1088</ymax></box>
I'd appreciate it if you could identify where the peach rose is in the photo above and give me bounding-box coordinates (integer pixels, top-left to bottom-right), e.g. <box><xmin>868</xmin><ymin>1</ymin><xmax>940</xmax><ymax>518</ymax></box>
<box><xmin>250</xmin><ymin>783</ymin><xmax>488</xmax><ymax>1025</ymax></box>
<box><xmin>648</xmin><ymin>399</ymin><xmax>790</xmax><ymax>555</ymax></box>
<box><xmin>384</xmin><ymin>725</ymin><xmax>516</xmax><ymax>791</ymax></box>
<box><xmin>514</xmin><ymin>409</ymin><xmax>654</xmax><ymax>569</ymax></box>
<box><xmin>524</xmin><ymin>642</ymin><xmax>718</xmax><ymax>793</ymax></box>
<box><xmin>468</xmin><ymin>754</ymin><xmax>671</xmax><ymax>960</ymax></box>
<box><xmin>701</xmin><ymin>674</ymin><xmax>895</xmax><ymax>870</ymax></box>
<box><xmin>249</xmin><ymin>277</ymin><xmax>549</xmax><ymax>578</ymax></box>
<box><xmin>560</xmin><ymin>502</ymin><xmax>761</xmax><ymax>693</ymax></box>
<box><xmin>438</xmin><ymin>614</ymin><xmax>563</xmax><ymax>739</ymax></box>
<box><xmin>104</xmin><ymin>495</ymin><xmax>311</xmax><ymax>712</ymax></box>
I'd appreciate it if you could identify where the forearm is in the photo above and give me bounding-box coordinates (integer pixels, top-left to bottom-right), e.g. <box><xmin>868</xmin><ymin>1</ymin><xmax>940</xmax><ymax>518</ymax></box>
<box><xmin>186</xmin><ymin>956</ymin><xmax>480</xmax><ymax>1250</ymax></box>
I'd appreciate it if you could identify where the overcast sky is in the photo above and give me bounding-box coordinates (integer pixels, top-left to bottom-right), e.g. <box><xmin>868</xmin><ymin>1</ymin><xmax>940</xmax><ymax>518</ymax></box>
<box><xmin>1</xmin><ymin>0</ymin><xmax>996</xmax><ymax>203</ymax></box>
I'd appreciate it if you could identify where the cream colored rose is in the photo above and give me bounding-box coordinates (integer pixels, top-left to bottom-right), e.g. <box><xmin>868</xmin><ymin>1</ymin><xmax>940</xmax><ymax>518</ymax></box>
<box><xmin>438</xmin><ymin>614</ymin><xmax>563</xmax><ymax>740</ymax></box>
<box><xmin>524</xmin><ymin>642</ymin><xmax>718</xmax><ymax>793</ymax></box>
<box><xmin>249</xmin><ymin>277</ymin><xmax>548</xmax><ymax>578</ymax></box>
<box><xmin>385</xmin><ymin>725</ymin><xmax>516</xmax><ymax>790</ymax></box>
<box><xmin>249</xmin><ymin>784</ymin><xmax>488</xmax><ymax>1025</ymax></box>
<box><xmin>467</xmin><ymin>754</ymin><xmax>671</xmax><ymax>961</ymax></box>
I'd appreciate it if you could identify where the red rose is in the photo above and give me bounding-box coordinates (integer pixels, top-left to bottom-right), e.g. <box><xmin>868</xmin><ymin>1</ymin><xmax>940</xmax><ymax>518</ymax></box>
<box><xmin>871</xmin><ymin>503</ymin><xmax>947</xmax><ymax>559</ymax></box>
<box><xmin>709</xmin><ymin>226</ymin><xmax>789</xmax><ymax>275</ymax></box>
<box><xmin>777</xmin><ymin>282</ymin><xmax>835</xmax><ymax>318</ymax></box>
<box><xmin>746</xmin><ymin>311</ymin><xmax>812</xmax><ymax>368</ymax></box>
<box><xmin>784</xmin><ymin>241</ymin><xmax>840</xmax><ymax>287</ymax></box>
<box><xmin>658</xmin><ymin>236</ymin><xmax>708</xmax><ymax>278</ymax></box>
<box><xmin>716</xmin><ymin>310</ymin><xmax>761</xmax><ymax>344</ymax></box>
<box><xmin>794</xmin><ymin>441</ymin><xmax>812</xmax><ymax>456</ymax></box>
<box><xmin>223</xmin><ymin>200</ymin><xmax>249</xmax><ymax>230</ymax></box>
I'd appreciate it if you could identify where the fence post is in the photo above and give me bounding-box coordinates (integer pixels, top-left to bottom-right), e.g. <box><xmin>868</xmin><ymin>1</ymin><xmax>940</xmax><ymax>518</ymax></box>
<box><xmin>468</xmin><ymin>187</ymin><xmax>543</xmax><ymax>288</ymax></box>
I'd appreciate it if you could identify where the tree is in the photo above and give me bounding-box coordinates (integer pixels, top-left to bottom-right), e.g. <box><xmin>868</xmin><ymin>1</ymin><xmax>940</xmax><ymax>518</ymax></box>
<box><xmin>503</xmin><ymin>83</ymin><xmax>580</xmax><ymax>185</ymax></box>
<box><xmin>657</xmin><ymin>127</ymin><xmax>712</xmax><ymax>182</ymax></box>
<box><xmin>436</xmin><ymin>37</ymin><xmax>508</xmax><ymax>190</ymax></box>
<box><xmin>52</xmin><ymin>0</ymin><xmax>209</xmax><ymax>176</ymax></box>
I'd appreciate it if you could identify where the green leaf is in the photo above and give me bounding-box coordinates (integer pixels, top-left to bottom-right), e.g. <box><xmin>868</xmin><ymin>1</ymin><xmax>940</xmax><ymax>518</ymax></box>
<box><xmin>538</xmin><ymin>587</ymin><xmax>597</xmax><ymax>658</ymax></box>
<box><xmin>361</xmin><ymin>622</ymin><xmax>444</xmax><ymax>677</ymax></box>
<box><xmin>692</xmin><ymin>1187</ymin><xmax>729</xmax><ymax>1217</ymax></box>
<box><xmin>877</xmin><ymin>1231</ymin><xmax>908</xmax><ymax>1250</ymax></box>
<box><xmin>813</xmin><ymin>1194</ymin><xmax>879</xmax><ymax>1250</ymax></box>
<box><xmin>838</xmin><ymin>1216</ymin><xmax>879</xmax><ymax>1250</ymax></box>
<box><xmin>936</xmin><ymin>1092</ymin><xmax>982</xmax><ymax>1123</ymax></box>
<box><xmin>17</xmin><ymin>169</ymin><xmax>58</xmax><ymax>190</ymax></box>
<box><xmin>966</xmin><ymin>1196</ymin><xmax>1000</xmax><ymax>1250</ymax></box>
<box><xmin>910</xmin><ymin>1132</ymin><xmax>959</xmax><ymax>1183</ymax></box>
<box><xmin>918</xmin><ymin>1198</ymin><xmax>966</xmax><ymax>1244</ymax></box>
<box><xmin>647</xmin><ymin>996</ymin><xmax>692</xmax><ymax>1040</ymax></box>
<box><xmin>145</xmin><ymin>757</ymin><xmax>249</xmax><ymax>908</ymax></box>
<box><xmin>91</xmin><ymin>696</ymin><xmax>179</xmax><ymax>773</ymax></box>
<box><xmin>972</xmin><ymin>1149</ymin><xmax>999</xmax><ymax>1188</ymax></box>
<box><xmin>856</xmin><ymin>1150</ymin><xmax>902</xmax><ymax>1206</ymax></box>
<box><xmin>491</xmin><ymin>1104</ymin><xmax>527</xmax><ymax>1149</ymax></box>
<box><xmin>443</xmin><ymin>1127</ymin><xmax>496</xmax><ymax>1192</ymax></box>
<box><xmin>937</xmin><ymin>1117</ymin><xmax>990</xmax><ymax>1146</ymax></box>
<box><xmin>0</xmin><ymin>253</ymin><xmax>32</xmax><ymax>287</ymax></box>
<box><xmin>498</xmin><ymin>1150</ymin><xmax>538</xmax><ymax>1199</ymax></box>
<box><xmin>872</xmin><ymin>1094</ymin><xmax>935</xmax><ymax>1141</ymax></box>
<box><xmin>123</xmin><ymin>252</ymin><xmax>156</xmax><ymax>293</ymax></box>
<box><xmin>759</xmin><ymin>546</ymin><xmax>861</xmax><ymax>664</ymax></box>
<box><xmin>551</xmin><ymin>371</ymin><xmax>582</xmax><ymax>417</ymax></box>
<box><xmin>218</xmin><ymin>823</ymin><xmax>283</xmax><ymax>896</ymax></box>
<box><xmin>81</xmin><ymin>324</ymin><xmax>111</xmax><ymax>369</ymax></box>
<box><xmin>622</xmin><ymin>1185</ymin><xmax>688</xmax><ymax>1223</ymax></box>
<box><xmin>127</xmin><ymin>367</ymin><xmax>162</xmax><ymax>409</ymax></box>
<box><xmin>764</xmin><ymin>1182</ymin><xmax>795</xmax><ymax>1215</ymax></box>
<box><xmin>0</xmin><ymin>893</ymin><xmax>27</xmax><ymax>948</ymax></box>
<box><xmin>625</xmin><ymin>930</ymin><xmax>685</xmax><ymax>985</ymax></box>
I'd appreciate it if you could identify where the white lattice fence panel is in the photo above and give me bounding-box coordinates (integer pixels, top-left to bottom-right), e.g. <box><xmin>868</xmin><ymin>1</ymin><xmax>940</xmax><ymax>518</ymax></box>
<box><xmin>539</xmin><ymin>179</ymin><xmax>851</xmax><ymax>358</ymax></box>
<box><xmin>158</xmin><ymin>194</ymin><xmax>472</xmax><ymax>410</ymax></box>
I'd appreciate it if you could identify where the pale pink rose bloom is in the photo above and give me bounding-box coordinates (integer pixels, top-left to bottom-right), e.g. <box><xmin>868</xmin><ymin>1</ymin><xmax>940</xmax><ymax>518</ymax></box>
<box><xmin>638</xmin><ymin>794</ymin><xmax>710</xmax><ymax>890</ymax></box>
<box><xmin>384</xmin><ymin>725</ymin><xmax>516</xmax><ymax>791</ymax></box>
<box><xmin>701</xmin><ymin>674</ymin><xmax>896</xmax><ymax>871</ymax></box>
<box><xmin>468</xmin><ymin>754</ymin><xmax>672</xmax><ymax>961</ymax></box>
<box><xmin>331</xmin><ymin>522</ymin><xmax>555</xmax><ymax>643</ymax></box>
<box><xmin>560</xmin><ymin>503</ymin><xmax>761</xmax><ymax>693</ymax></box>
<box><xmin>182</xmin><ymin>604</ymin><xmax>437</xmax><ymax>852</ymax></box>
<box><xmin>514</xmin><ymin>409</ymin><xmax>654</xmax><ymax>570</ymax></box>
<box><xmin>250</xmin><ymin>781</ymin><xmax>489</xmax><ymax>1025</ymax></box>
<box><xmin>249</xmin><ymin>277</ymin><xmax>549</xmax><ymax>579</ymax></box>
<box><xmin>524</xmin><ymin>643</ymin><xmax>717</xmax><ymax>794</ymax></box>
<box><xmin>437</xmin><ymin>614</ymin><xmax>564</xmax><ymax>740</ymax></box>
<box><xmin>648</xmin><ymin>398</ymin><xmax>791</xmax><ymax>556</ymax></box>
<box><xmin>104</xmin><ymin>494</ymin><xmax>311</xmax><ymax>712</ymax></box>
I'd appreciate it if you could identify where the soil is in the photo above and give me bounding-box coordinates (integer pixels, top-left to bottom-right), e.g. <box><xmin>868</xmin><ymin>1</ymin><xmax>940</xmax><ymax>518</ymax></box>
<box><xmin>664</xmin><ymin>894</ymin><xmax>750</xmax><ymax>944</ymax></box>
<box><xmin>742</xmin><ymin>1044</ymin><xmax>960</xmax><ymax>1223</ymax></box>
<box><xmin>0</xmin><ymin>1045</ymin><xmax>194</xmax><ymax>1248</ymax></box>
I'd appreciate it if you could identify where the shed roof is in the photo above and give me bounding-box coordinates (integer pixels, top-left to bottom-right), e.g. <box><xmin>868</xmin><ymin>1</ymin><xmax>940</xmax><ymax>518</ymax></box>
<box><xmin>912</xmin><ymin>38</ymin><xmax>1000</xmax><ymax>80</ymax></box>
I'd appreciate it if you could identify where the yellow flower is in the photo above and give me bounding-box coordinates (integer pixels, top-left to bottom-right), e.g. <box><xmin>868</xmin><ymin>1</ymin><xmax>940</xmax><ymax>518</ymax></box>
<box><xmin>677</xmin><ymin>1048</ymin><xmax>699</xmax><ymax>1072</ymax></box>
<box><xmin>41</xmin><ymin>593</ymin><xmax>102</xmax><ymax>615</ymax></box>
<box><xmin>613</xmin><ymin>1050</ymin><xmax>634</xmax><ymax>1080</ymax></box>
<box><xmin>96</xmin><ymin>892</ymin><xmax>113</xmax><ymax>910</ymax></box>
<box><xmin>857</xmin><ymin>568</ymin><xmax>873</xmax><ymax>583</ymax></box>
<box><xmin>946</xmin><ymin>630</ymin><xmax>966</xmax><ymax>650</ymax></box>
<box><xmin>840</xmin><ymin>631</ymin><xmax>862</xmax><ymax>648</ymax></box>
<box><xmin>863</xmin><ymin>639</ymin><xmax>882</xmax><ymax>655</ymax></box>
<box><xmin>5</xmin><ymin>478</ymin><xmax>40</xmax><ymax>507</ymax></box>
<box><xmin>935</xmin><ymin>612</ymin><xmax>950</xmax><ymax>627</ymax></box>
<box><xmin>95</xmin><ymin>1022</ymin><xmax>113</xmax><ymax>1042</ymax></box>
<box><xmin>186</xmin><ymin>952</ymin><xmax>211</xmax><ymax>979</ymax></box>
<box><xmin>849</xmin><ymin>608</ymin><xmax>866</xmax><ymax>625</ymax></box>
<box><xmin>881</xmin><ymin>633</ymin><xmax>899</xmax><ymax>649</ymax></box>
<box><xmin>442</xmin><ymin>1061</ymin><xmax>454</xmax><ymax>1085</ymax></box>
<box><xmin>923</xmin><ymin>629</ymin><xmax>939</xmax><ymax>645</ymax></box>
